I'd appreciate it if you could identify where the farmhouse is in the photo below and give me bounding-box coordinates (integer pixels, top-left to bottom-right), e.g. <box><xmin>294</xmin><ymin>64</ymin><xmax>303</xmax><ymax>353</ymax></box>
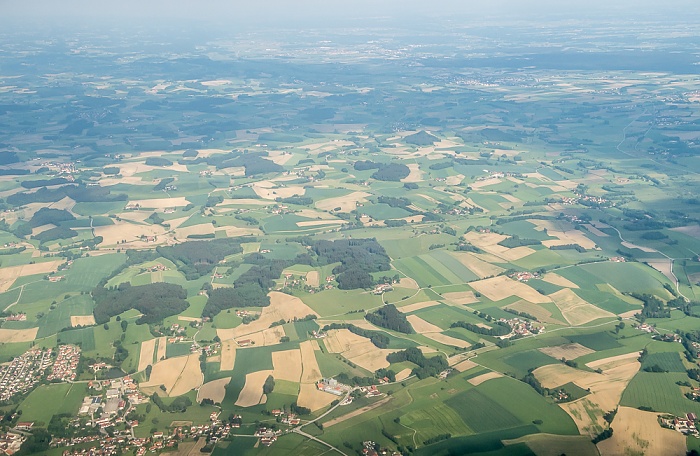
<box><xmin>317</xmin><ymin>378</ymin><xmax>350</xmax><ymax>396</ymax></box>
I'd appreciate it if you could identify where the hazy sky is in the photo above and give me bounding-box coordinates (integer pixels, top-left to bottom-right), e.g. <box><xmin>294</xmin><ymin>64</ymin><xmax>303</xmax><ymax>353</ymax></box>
<box><xmin>4</xmin><ymin>0</ymin><xmax>700</xmax><ymax>26</ymax></box>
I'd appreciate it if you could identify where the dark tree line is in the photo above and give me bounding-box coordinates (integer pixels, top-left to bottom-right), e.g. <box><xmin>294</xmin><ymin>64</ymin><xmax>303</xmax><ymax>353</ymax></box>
<box><xmin>386</xmin><ymin>347</ymin><xmax>448</xmax><ymax>379</ymax></box>
<box><xmin>93</xmin><ymin>282</ymin><xmax>189</xmax><ymax>325</ymax></box>
<box><xmin>450</xmin><ymin>320</ymin><xmax>511</xmax><ymax>337</ymax></box>
<box><xmin>366</xmin><ymin>305</ymin><xmax>414</xmax><ymax>334</ymax></box>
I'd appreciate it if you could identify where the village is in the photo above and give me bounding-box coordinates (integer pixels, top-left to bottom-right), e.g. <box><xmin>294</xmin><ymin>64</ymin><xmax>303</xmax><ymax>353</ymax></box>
<box><xmin>0</xmin><ymin>348</ymin><xmax>54</xmax><ymax>401</ymax></box>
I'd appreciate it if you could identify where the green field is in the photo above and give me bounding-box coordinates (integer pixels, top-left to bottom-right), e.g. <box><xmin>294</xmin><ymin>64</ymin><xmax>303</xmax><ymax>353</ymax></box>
<box><xmin>641</xmin><ymin>352</ymin><xmax>686</xmax><ymax>373</ymax></box>
<box><xmin>19</xmin><ymin>383</ymin><xmax>87</xmax><ymax>425</ymax></box>
<box><xmin>446</xmin><ymin>388</ymin><xmax>522</xmax><ymax>433</ymax></box>
<box><xmin>621</xmin><ymin>372</ymin><xmax>700</xmax><ymax>416</ymax></box>
<box><xmin>567</xmin><ymin>332</ymin><xmax>622</xmax><ymax>351</ymax></box>
<box><xmin>57</xmin><ymin>327</ymin><xmax>96</xmax><ymax>351</ymax></box>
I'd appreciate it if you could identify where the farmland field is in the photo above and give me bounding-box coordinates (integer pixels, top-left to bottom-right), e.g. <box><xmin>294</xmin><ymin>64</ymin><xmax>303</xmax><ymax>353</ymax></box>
<box><xmin>1</xmin><ymin>8</ymin><xmax>700</xmax><ymax>456</ymax></box>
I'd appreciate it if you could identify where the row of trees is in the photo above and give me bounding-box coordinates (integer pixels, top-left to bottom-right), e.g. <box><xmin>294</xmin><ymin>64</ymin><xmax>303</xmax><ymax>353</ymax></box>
<box><xmin>386</xmin><ymin>347</ymin><xmax>448</xmax><ymax>379</ymax></box>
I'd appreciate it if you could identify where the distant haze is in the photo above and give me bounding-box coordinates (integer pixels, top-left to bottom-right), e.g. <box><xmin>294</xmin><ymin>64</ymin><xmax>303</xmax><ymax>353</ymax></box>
<box><xmin>4</xmin><ymin>0</ymin><xmax>700</xmax><ymax>28</ymax></box>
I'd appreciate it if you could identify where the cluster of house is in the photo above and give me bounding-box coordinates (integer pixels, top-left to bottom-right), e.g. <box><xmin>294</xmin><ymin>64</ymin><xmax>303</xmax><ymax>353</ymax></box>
<box><xmin>47</xmin><ymin>344</ymin><xmax>81</xmax><ymax>382</ymax></box>
<box><xmin>146</xmin><ymin>264</ymin><xmax>168</xmax><ymax>272</ymax></box>
<box><xmin>0</xmin><ymin>348</ymin><xmax>53</xmax><ymax>401</ymax></box>
<box><xmin>317</xmin><ymin>377</ymin><xmax>352</xmax><ymax>396</ymax></box>
<box><xmin>42</xmin><ymin>161</ymin><xmax>77</xmax><ymax>175</ymax></box>
<box><xmin>361</xmin><ymin>441</ymin><xmax>402</xmax><ymax>456</ymax></box>
<box><xmin>499</xmin><ymin>318</ymin><xmax>543</xmax><ymax>338</ymax></box>
<box><xmin>438</xmin><ymin>369</ymin><xmax>454</xmax><ymax>380</ymax></box>
<box><xmin>508</xmin><ymin>271</ymin><xmax>540</xmax><ymax>282</ymax></box>
<box><xmin>610</xmin><ymin>256</ymin><xmax>627</xmax><ymax>263</ymax></box>
<box><xmin>573</xmin><ymin>192</ymin><xmax>612</xmax><ymax>206</ymax></box>
<box><xmin>53</xmin><ymin>421</ymin><xmax>235</xmax><ymax>456</ymax></box>
<box><xmin>361</xmin><ymin>385</ymin><xmax>383</xmax><ymax>398</ymax></box>
<box><xmin>271</xmin><ymin>409</ymin><xmax>301</xmax><ymax>425</ymax></box>
<box><xmin>635</xmin><ymin>323</ymin><xmax>656</xmax><ymax>334</ymax></box>
<box><xmin>3</xmin><ymin>313</ymin><xmax>26</xmax><ymax>321</ymax></box>
<box><xmin>372</xmin><ymin>283</ymin><xmax>394</xmax><ymax>295</ymax></box>
<box><xmin>0</xmin><ymin>431</ymin><xmax>25</xmax><ymax>455</ymax></box>
<box><xmin>255</xmin><ymin>427</ymin><xmax>282</xmax><ymax>446</ymax></box>
<box><xmin>311</xmin><ymin>330</ymin><xmax>327</xmax><ymax>339</ymax></box>
<box><xmin>82</xmin><ymin>376</ymin><xmax>148</xmax><ymax>428</ymax></box>
<box><xmin>199</xmin><ymin>170</ymin><xmax>212</xmax><ymax>177</ymax></box>
<box><xmin>652</xmin><ymin>333</ymin><xmax>683</xmax><ymax>344</ymax></box>
<box><xmin>48</xmin><ymin>275</ymin><xmax>65</xmax><ymax>282</ymax></box>
<box><xmin>660</xmin><ymin>413</ymin><xmax>699</xmax><ymax>437</ymax></box>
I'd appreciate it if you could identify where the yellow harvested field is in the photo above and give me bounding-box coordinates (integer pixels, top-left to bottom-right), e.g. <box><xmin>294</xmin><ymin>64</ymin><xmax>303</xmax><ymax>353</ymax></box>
<box><xmin>452</xmin><ymin>359</ymin><xmax>477</xmax><ymax>372</ymax></box>
<box><xmin>309</xmin><ymin>339</ymin><xmax>320</xmax><ymax>351</ymax></box>
<box><xmin>297</xmin><ymin>382</ymin><xmax>336</xmax><ymax>412</ymax></box>
<box><xmin>549</xmin><ymin>288</ymin><xmax>614</xmax><ymax>325</ymax></box>
<box><xmin>263</xmin><ymin>326</ymin><xmax>286</xmax><ymax>346</ymax></box>
<box><xmin>94</xmin><ymin>222</ymin><xmax>167</xmax><ymax>247</ymax></box>
<box><xmin>220</xmin><ymin>198</ymin><xmax>270</xmax><ymax>206</ymax></box>
<box><xmin>129</xmin><ymin>197</ymin><xmax>190</xmax><ymax>208</ymax></box>
<box><xmin>646</xmin><ymin>259</ymin><xmax>676</xmax><ymax>283</ymax></box>
<box><xmin>217</xmin><ymin>292</ymin><xmax>318</xmax><ymax>340</ymax></box>
<box><xmin>141</xmin><ymin>354</ymin><xmax>204</xmax><ymax>397</ymax></box>
<box><xmin>323</xmin><ymin>396</ymin><xmax>393</xmax><ymax>428</ymax></box>
<box><xmin>174</xmin><ymin>223</ymin><xmax>215</xmax><ymax>238</ymax></box>
<box><xmin>597</xmin><ymin>407</ymin><xmax>686</xmax><ymax>456</ymax></box>
<box><xmin>252</xmin><ymin>183</ymin><xmax>305</xmax><ymax>200</ymax></box>
<box><xmin>542</xmin><ymin>231</ymin><xmax>597</xmax><ymax>250</ymax></box>
<box><xmin>70</xmin><ymin>315</ymin><xmax>95</xmax><ymax>327</ymax></box>
<box><xmin>541</xmin><ymin>273</ymin><xmax>579</xmax><ymax>289</ymax></box>
<box><xmin>470</xmin><ymin>276</ymin><xmax>552</xmax><ymax>304</ymax></box>
<box><xmin>305</xmin><ymin>271</ymin><xmax>320</xmax><ymax>287</ymax></box>
<box><xmin>406</xmin><ymin>315</ymin><xmax>443</xmax><ymax>333</ymax></box>
<box><xmin>470</xmin><ymin>177</ymin><xmax>502</xmax><ymax>189</ymax></box>
<box><xmin>395</xmin><ymin>368</ymin><xmax>412</xmax><ymax>381</ymax></box>
<box><xmin>155</xmin><ymin>337</ymin><xmax>167</xmax><ymax>363</ymax></box>
<box><xmin>505</xmin><ymin>300</ymin><xmax>566</xmax><ymax>325</ymax></box>
<box><xmin>138</xmin><ymin>338</ymin><xmax>157</xmax><ymax>372</ymax></box>
<box><xmin>272</xmin><ymin>349</ymin><xmax>303</xmax><ymax>383</ymax></box>
<box><xmin>584</xmin><ymin>224</ymin><xmax>609</xmax><ymax>237</ymax></box>
<box><xmin>539</xmin><ymin>343</ymin><xmax>595</xmax><ymax>360</ymax></box>
<box><xmin>323</xmin><ymin>329</ymin><xmax>397</xmax><ymax>371</ymax></box>
<box><xmin>670</xmin><ymin>224</ymin><xmax>700</xmax><ymax>240</ymax></box>
<box><xmin>235</xmin><ymin>370</ymin><xmax>273</xmax><ymax>407</ymax></box>
<box><xmin>530</xmin><ymin>219</ymin><xmax>597</xmax><ymax>250</ymax></box>
<box><xmin>447</xmin><ymin>251</ymin><xmax>505</xmax><ymax>278</ymax></box>
<box><xmin>31</xmin><ymin>224</ymin><xmax>56</xmax><ymax>236</ymax></box>
<box><xmin>445</xmin><ymin>174</ymin><xmax>464</xmax><ymax>186</ymax></box>
<box><xmin>462</xmin><ymin>231</ymin><xmax>534</xmax><ymax>261</ymax></box>
<box><xmin>267</xmin><ymin>152</ymin><xmax>294</xmax><ymax>165</ymax></box>
<box><xmin>621</xmin><ymin>241</ymin><xmax>657</xmax><ymax>253</ymax></box>
<box><xmin>398</xmin><ymin>300</ymin><xmax>439</xmax><ymax>313</ymax></box>
<box><xmin>178</xmin><ymin>316</ymin><xmax>202</xmax><ymax>323</ymax></box>
<box><xmin>295</xmin><ymin>209</ymin><xmax>339</xmax><ymax>220</ymax></box>
<box><xmin>504</xmin><ymin>434</ymin><xmax>599</xmax><ymax>456</ymax></box>
<box><xmin>220</xmin><ymin>341</ymin><xmax>236</xmax><ymax>371</ymax></box>
<box><xmin>468</xmin><ymin>371</ymin><xmax>503</xmax><ymax>386</ymax></box>
<box><xmin>0</xmin><ymin>328</ymin><xmax>38</xmax><ymax>343</ymax></box>
<box><xmin>423</xmin><ymin>332</ymin><xmax>472</xmax><ymax>349</ymax></box>
<box><xmin>586</xmin><ymin>352</ymin><xmax>641</xmax><ymax>370</ymax></box>
<box><xmin>535</xmin><ymin>353</ymin><xmax>640</xmax><ymax>436</ymax></box>
<box><xmin>196</xmin><ymin>377</ymin><xmax>231</xmax><ymax>404</ymax></box>
<box><xmin>397</xmin><ymin>278</ymin><xmax>419</xmax><ymax>289</ymax></box>
<box><xmin>300</xmin><ymin>341</ymin><xmax>323</xmax><ymax>384</ymax></box>
<box><xmin>315</xmin><ymin>191</ymin><xmax>371</xmax><ymax>213</ymax></box>
<box><xmin>0</xmin><ymin>260</ymin><xmax>62</xmax><ymax>293</ymax></box>
<box><xmin>441</xmin><ymin>291</ymin><xmax>479</xmax><ymax>305</ymax></box>
<box><xmin>401</xmin><ymin>163</ymin><xmax>424</xmax><ymax>183</ymax></box>
<box><xmin>296</xmin><ymin>220</ymin><xmax>345</xmax><ymax>227</ymax></box>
